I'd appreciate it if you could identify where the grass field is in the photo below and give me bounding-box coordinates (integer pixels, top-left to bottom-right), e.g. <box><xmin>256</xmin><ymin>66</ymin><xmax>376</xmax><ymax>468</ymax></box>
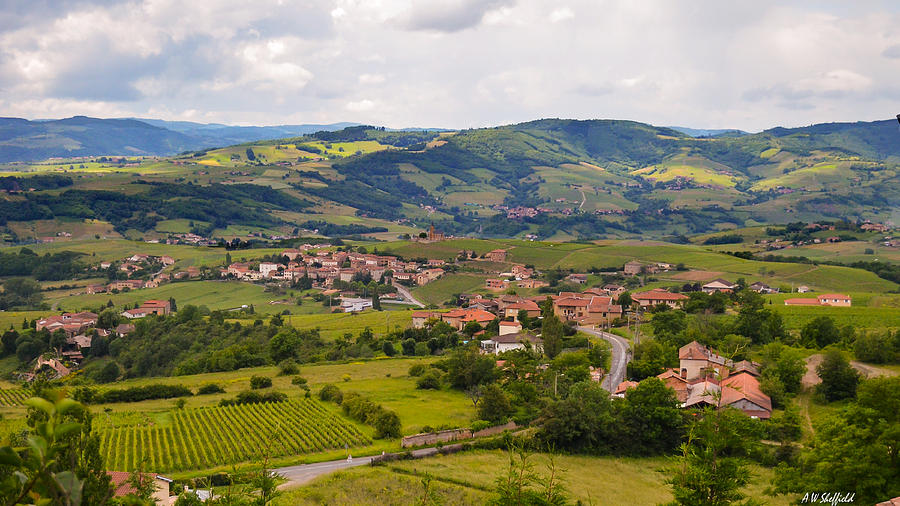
<box><xmin>53</xmin><ymin>281</ymin><xmax>289</xmax><ymax>315</ymax></box>
<box><xmin>278</xmin><ymin>311</ymin><xmax>414</xmax><ymax>340</ymax></box>
<box><xmin>411</xmin><ymin>274</ymin><xmax>490</xmax><ymax>306</ymax></box>
<box><xmin>280</xmin><ymin>450</ymin><xmax>794</xmax><ymax>505</ymax></box>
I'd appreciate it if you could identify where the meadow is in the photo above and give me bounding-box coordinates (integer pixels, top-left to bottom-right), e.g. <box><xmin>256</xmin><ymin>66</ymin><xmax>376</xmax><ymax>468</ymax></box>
<box><xmin>279</xmin><ymin>450</ymin><xmax>795</xmax><ymax>506</ymax></box>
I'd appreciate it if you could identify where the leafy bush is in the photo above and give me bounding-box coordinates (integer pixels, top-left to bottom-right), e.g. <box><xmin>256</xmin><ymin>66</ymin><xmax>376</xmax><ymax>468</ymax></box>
<box><xmin>249</xmin><ymin>376</ymin><xmax>272</xmax><ymax>389</ymax></box>
<box><xmin>408</xmin><ymin>363</ymin><xmax>428</xmax><ymax>377</ymax></box>
<box><xmin>197</xmin><ymin>384</ymin><xmax>225</xmax><ymax>395</ymax></box>
<box><xmin>374</xmin><ymin>411</ymin><xmax>402</xmax><ymax>439</ymax></box>
<box><xmin>415</xmin><ymin>369</ymin><xmax>442</xmax><ymax>390</ymax></box>
<box><xmin>470</xmin><ymin>420</ymin><xmax>493</xmax><ymax>432</ymax></box>
<box><xmin>318</xmin><ymin>384</ymin><xmax>343</xmax><ymax>404</ymax></box>
<box><xmin>291</xmin><ymin>376</ymin><xmax>308</xmax><ymax>386</ymax></box>
<box><xmin>82</xmin><ymin>384</ymin><xmax>193</xmax><ymax>404</ymax></box>
<box><xmin>218</xmin><ymin>390</ymin><xmax>287</xmax><ymax>406</ymax></box>
<box><xmin>277</xmin><ymin>359</ymin><xmax>300</xmax><ymax>376</ymax></box>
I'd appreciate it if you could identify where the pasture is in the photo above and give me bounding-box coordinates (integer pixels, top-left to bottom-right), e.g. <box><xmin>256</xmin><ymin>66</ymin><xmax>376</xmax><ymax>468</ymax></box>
<box><xmin>280</xmin><ymin>450</ymin><xmax>794</xmax><ymax>506</ymax></box>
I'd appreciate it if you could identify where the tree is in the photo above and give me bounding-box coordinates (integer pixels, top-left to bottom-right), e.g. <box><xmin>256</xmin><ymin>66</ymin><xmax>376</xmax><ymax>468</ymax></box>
<box><xmin>541</xmin><ymin>312</ymin><xmax>564</xmax><ymax>359</ymax></box>
<box><xmin>732</xmin><ymin>290</ymin><xmax>785</xmax><ymax>344</ymax></box>
<box><xmin>374</xmin><ymin>410</ymin><xmax>401</xmax><ymax>439</ymax></box>
<box><xmin>517</xmin><ymin>309</ymin><xmax>531</xmax><ymax>329</ymax></box>
<box><xmin>381</xmin><ymin>341</ymin><xmax>396</xmax><ymax>357</ymax></box>
<box><xmin>538</xmin><ymin>382</ymin><xmax>616</xmax><ymax>454</ymax></box>
<box><xmin>463</xmin><ymin>321</ymin><xmax>483</xmax><ymax>337</ymax></box>
<box><xmin>627</xmin><ymin>339</ymin><xmax>677</xmax><ymax>380</ymax></box>
<box><xmin>619</xmin><ymin>378</ymin><xmax>685</xmax><ymax>455</ymax></box>
<box><xmin>853</xmin><ymin>331</ymin><xmax>896</xmax><ymax>363</ymax></box>
<box><xmin>773</xmin><ymin>378</ymin><xmax>900</xmax><ymax>504</ymax></box>
<box><xmin>650</xmin><ymin>310</ymin><xmax>687</xmax><ymax>337</ymax></box>
<box><xmin>246</xmin><ymin>147</ymin><xmax>256</xmax><ymax>161</ymax></box>
<box><xmin>269</xmin><ymin>313</ymin><xmax>283</xmax><ymax>327</ymax></box>
<box><xmin>168</xmin><ymin>297</ymin><xmax>177</xmax><ymax>313</ymax></box>
<box><xmin>444</xmin><ymin>347</ymin><xmax>496</xmax><ymax>389</ymax></box>
<box><xmin>370</xmin><ymin>282</ymin><xmax>381</xmax><ymax>311</ymax></box>
<box><xmin>269</xmin><ymin>330</ymin><xmax>300</xmax><ymax>363</ymax></box>
<box><xmin>401</xmin><ymin>338</ymin><xmax>416</xmax><ymax>356</ymax></box>
<box><xmin>95</xmin><ymin>361</ymin><xmax>120</xmax><ymax>383</ymax></box>
<box><xmin>815</xmin><ymin>350</ymin><xmax>859</xmax><ymax>402</ymax></box>
<box><xmin>758</xmin><ymin>342</ymin><xmax>805</xmax><ymax>394</ymax></box>
<box><xmin>1</xmin><ymin>329</ymin><xmax>18</xmax><ymax>356</ymax></box>
<box><xmin>616</xmin><ymin>292</ymin><xmax>633</xmax><ymax>307</ymax></box>
<box><xmin>665</xmin><ymin>407</ymin><xmax>760</xmax><ymax>506</ymax></box>
<box><xmin>802</xmin><ymin>316</ymin><xmax>840</xmax><ymax>348</ymax></box>
<box><xmin>477</xmin><ymin>384</ymin><xmax>513</xmax><ymax>425</ymax></box>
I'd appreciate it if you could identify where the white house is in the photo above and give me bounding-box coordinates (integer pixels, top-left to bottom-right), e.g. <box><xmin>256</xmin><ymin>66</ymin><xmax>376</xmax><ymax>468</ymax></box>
<box><xmin>259</xmin><ymin>262</ymin><xmax>281</xmax><ymax>277</ymax></box>
<box><xmin>480</xmin><ymin>332</ymin><xmax>543</xmax><ymax>355</ymax></box>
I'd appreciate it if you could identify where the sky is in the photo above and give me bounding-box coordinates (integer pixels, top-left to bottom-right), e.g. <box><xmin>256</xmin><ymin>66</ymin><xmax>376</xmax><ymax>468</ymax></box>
<box><xmin>1</xmin><ymin>0</ymin><xmax>899</xmax><ymax>131</ymax></box>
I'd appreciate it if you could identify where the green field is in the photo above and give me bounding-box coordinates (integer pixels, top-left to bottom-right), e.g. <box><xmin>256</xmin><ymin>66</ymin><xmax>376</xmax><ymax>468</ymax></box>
<box><xmin>97</xmin><ymin>398</ymin><xmax>369</xmax><ymax>472</ymax></box>
<box><xmin>278</xmin><ymin>311</ymin><xmax>414</xmax><ymax>340</ymax></box>
<box><xmin>411</xmin><ymin>274</ymin><xmax>490</xmax><ymax>306</ymax></box>
<box><xmin>53</xmin><ymin>280</ymin><xmax>289</xmax><ymax>315</ymax></box>
<box><xmin>280</xmin><ymin>450</ymin><xmax>794</xmax><ymax>506</ymax></box>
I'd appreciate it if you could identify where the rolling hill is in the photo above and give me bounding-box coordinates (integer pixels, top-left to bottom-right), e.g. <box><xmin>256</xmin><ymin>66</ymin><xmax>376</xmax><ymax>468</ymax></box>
<box><xmin>1</xmin><ymin>117</ymin><xmax>898</xmax><ymax>242</ymax></box>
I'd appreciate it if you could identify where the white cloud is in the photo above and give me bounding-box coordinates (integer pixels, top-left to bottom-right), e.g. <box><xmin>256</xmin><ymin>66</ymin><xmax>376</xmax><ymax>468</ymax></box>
<box><xmin>0</xmin><ymin>0</ymin><xmax>898</xmax><ymax>130</ymax></box>
<box><xmin>346</xmin><ymin>99</ymin><xmax>376</xmax><ymax>112</ymax></box>
<box><xmin>548</xmin><ymin>7</ymin><xmax>573</xmax><ymax>23</ymax></box>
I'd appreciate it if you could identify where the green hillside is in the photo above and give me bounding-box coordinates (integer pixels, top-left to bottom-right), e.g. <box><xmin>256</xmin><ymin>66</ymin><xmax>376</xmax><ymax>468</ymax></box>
<box><xmin>2</xmin><ymin>118</ymin><xmax>899</xmax><ymax>243</ymax></box>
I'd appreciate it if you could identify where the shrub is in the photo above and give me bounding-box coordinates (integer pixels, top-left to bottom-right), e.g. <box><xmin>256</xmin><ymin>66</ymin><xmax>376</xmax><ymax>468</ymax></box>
<box><xmin>277</xmin><ymin>359</ymin><xmax>300</xmax><ymax>376</ymax></box>
<box><xmin>219</xmin><ymin>390</ymin><xmax>287</xmax><ymax>406</ymax></box>
<box><xmin>291</xmin><ymin>376</ymin><xmax>308</xmax><ymax>386</ymax></box>
<box><xmin>342</xmin><ymin>393</ymin><xmax>383</xmax><ymax>424</ymax></box>
<box><xmin>342</xmin><ymin>374</ymin><xmax>352</xmax><ymax>382</ymax></box>
<box><xmin>408</xmin><ymin>363</ymin><xmax>428</xmax><ymax>377</ymax></box>
<box><xmin>197</xmin><ymin>384</ymin><xmax>225</xmax><ymax>395</ymax></box>
<box><xmin>95</xmin><ymin>362</ymin><xmax>120</xmax><ymax>384</ymax></box>
<box><xmin>92</xmin><ymin>384</ymin><xmax>193</xmax><ymax>404</ymax></box>
<box><xmin>470</xmin><ymin>420</ymin><xmax>493</xmax><ymax>432</ymax></box>
<box><xmin>374</xmin><ymin>410</ymin><xmax>402</xmax><ymax>439</ymax></box>
<box><xmin>250</xmin><ymin>376</ymin><xmax>273</xmax><ymax>389</ymax></box>
<box><xmin>416</xmin><ymin>369</ymin><xmax>442</xmax><ymax>390</ymax></box>
<box><xmin>318</xmin><ymin>384</ymin><xmax>343</xmax><ymax>404</ymax></box>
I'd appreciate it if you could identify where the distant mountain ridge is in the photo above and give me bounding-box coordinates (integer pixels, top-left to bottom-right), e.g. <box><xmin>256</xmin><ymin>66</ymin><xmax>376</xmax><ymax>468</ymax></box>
<box><xmin>0</xmin><ymin>117</ymin><xmax>366</xmax><ymax>162</ymax></box>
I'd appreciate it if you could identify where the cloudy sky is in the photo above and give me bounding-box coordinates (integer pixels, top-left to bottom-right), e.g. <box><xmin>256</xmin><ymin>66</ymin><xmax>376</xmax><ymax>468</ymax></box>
<box><xmin>1</xmin><ymin>0</ymin><xmax>898</xmax><ymax>131</ymax></box>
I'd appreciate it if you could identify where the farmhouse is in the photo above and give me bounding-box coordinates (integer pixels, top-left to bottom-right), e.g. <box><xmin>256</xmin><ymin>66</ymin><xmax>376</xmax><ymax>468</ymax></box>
<box><xmin>503</xmin><ymin>300</ymin><xmax>541</xmax><ymax>319</ymax></box>
<box><xmin>552</xmin><ymin>293</ymin><xmax>622</xmax><ymax>326</ymax></box>
<box><xmin>701</xmin><ymin>279</ymin><xmax>737</xmax><ymax>294</ymax></box>
<box><xmin>784</xmin><ymin>293</ymin><xmax>851</xmax><ymax>307</ymax></box>
<box><xmin>122</xmin><ymin>300</ymin><xmax>171</xmax><ymax>319</ymax></box>
<box><xmin>498</xmin><ymin>320</ymin><xmax>523</xmax><ymax>335</ymax></box>
<box><xmin>749</xmin><ymin>282</ymin><xmax>778</xmax><ymax>294</ymax></box>
<box><xmin>485</xmin><ymin>278</ymin><xmax>510</xmax><ymax>291</ymax></box>
<box><xmin>632</xmin><ymin>289</ymin><xmax>688</xmax><ymax>309</ymax></box>
<box><xmin>441</xmin><ymin>308</ymin><xmax>496</xmax><ymax>331</ymax></box>
<box><xmin>36</xmin><ymin>312</ymin><xmax>98</xmax><ymax>336</ymax></box>
<box><xmin>486</xmin><ymin>249</ymin><xmax>508</xmax><ymax>262</ymax></box>
<box><xmin>480</xmin><ymin>332</ymin><xmax>543</xmax><ymax>355</ymax></box>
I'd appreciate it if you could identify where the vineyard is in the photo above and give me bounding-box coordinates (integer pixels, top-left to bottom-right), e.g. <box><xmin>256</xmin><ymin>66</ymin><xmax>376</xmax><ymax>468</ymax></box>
<box><xmin>97</xmin><ymin>399</ymin><xmax>371</xmax><ymax>472</ymax></box>
<box><xmin>0</xmin><ymin>389</ymin><xmax>27</xmax><ymax>407</ymax></box>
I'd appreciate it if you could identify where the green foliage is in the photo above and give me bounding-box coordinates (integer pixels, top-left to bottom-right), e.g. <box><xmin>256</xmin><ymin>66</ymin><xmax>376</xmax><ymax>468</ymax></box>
<box><xmin>773</xmin><ymin>377</ymin><xmax>900</xmax><ymax>504</ymax></box>
<box><xmin>318</xmin><ymin>384</ymin><xmax>343</xmax><ymax>404</ymax></box>
<box><xmin>415</xmin><ymin>369</ymin><xmax>442</xmax><ymax>390</ymax></box>
<box><xmin>853</xmin><ymin>330</ymin><xmax>898</xmax><ymax>363</ymax></box>
<box><xmin>76</xmin><ymin>383</ymin><xmax>192</xmax><ymax>404</ymax></box>
<box><xmin>732</xmin><ymin>290</ymin><xmax>785</xmax><ymax>344</ymax></box>
<box><xmin>218</xmin><ymin>390</ymin><xmax>287</xmax><ymax>406</ymax></box>
<box><xmin>664</xmin><ymin>407</ymin><xmax>761</xmax><ymax>506</ymax></box>
<box><xmin>488</xmin><ymin>446</ymin><xmax>570</xmax><ymax>506</ymax></box>
<box><xmin>95</xmin><ymin>361</ymin><xmax>121</xmax><ymax>384</ymax></box>
<box><xmin>541</xmin><ymin>312</ymin><xmax>564</xmax><ymax>360</ymax></box>
<box><xmin>0</xmin><ymin>277</ymin><xmax>44</xmax><ymax>310</ymax></box>
<box><xmin>441</xmin><ymin>347</ymin><xmax>497</xmax><ymax>390</ymax></box>
<box><xmin>477</xmin><ymin>384</ymin><xmax>513</xmax><ymax>425</ymax></box>
<box><xmin>249</xmin><ymin>376</ymin><xmax>273</xmax><ymax>389</ymax></box>
<box><xmin>758</xmin><ymin>343</ymin><xmax>805</xmax><ymax>395</ymax></box>
<box><xmin>627</xmin><ymin>339</ymin><xmax>677</xmax><ymax>381</ymax></box>
<box><xmin>277</xmin><ymin>359</ymin><xmax>299</xmax><ymax>376</ymax></box>
<box><xmin>815</xmin><ymin>350</ymin><xmax>860</xmax><ymax>402</ymax></box>
<box><xmin>801</xmin><ymin>316</ymin><xmax>840</xmax><ymax>348</ymax></box>
<box><xmin>373</xmin><ymin>411</ymin><xmax>402</xmax><ymax>439</ymax></box>
<box><xmin>618</xmin><ymin>378</ymin><xmax>686</xmax><ymax>456</ymax></box>
<box><xmin>197</xmin><ymin>383</ymin><xmax>225</xmax><ymax>395</ymax></box>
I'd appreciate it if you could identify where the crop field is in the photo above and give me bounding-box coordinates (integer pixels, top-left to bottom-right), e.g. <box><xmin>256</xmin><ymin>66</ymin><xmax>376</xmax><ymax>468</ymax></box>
<box><xmin>771</xmin><ymin>305</ymin><xmax>900</xmax><ymax>330</ymax></box>
<box><xmin>0</xmin><ymin>389</ymin><xmax>27</xmax><ymax>407</ymax></box>
<box><xmin>0</xmin><ymin>311</ymin><xmax>46</xmax><ymax>331</ymax></box>
<box><xmin>97</xmin><ymin>399</ymin><xmax>369</xmax><ymax>472</ymax></box>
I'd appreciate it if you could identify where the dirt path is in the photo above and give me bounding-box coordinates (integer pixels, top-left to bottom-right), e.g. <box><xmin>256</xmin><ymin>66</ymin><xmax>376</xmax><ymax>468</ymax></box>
<box><xmin>803</xmin><ymin>353</ymin><xmax>897</xmax><ymax>389</ymax></box>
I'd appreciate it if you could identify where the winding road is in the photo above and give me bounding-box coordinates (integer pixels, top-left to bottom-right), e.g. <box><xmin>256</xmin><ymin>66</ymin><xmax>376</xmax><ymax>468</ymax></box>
<box><xmin>578</xmin><ymin>326</ymin><xmax>631</xmax><ymax>392</ymax></box>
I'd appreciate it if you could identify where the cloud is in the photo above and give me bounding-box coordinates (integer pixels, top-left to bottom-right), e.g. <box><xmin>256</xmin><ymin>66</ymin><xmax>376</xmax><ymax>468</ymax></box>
<box><xmin>548</xmin><ymin>7</ymin><xmax>573</xmax><ymax>23</ymax></box>
<box><xmin>0</xmin><ymin>0</ymin><xmax>898</xmax><ymax>131</ymax></box>
<box><xmin>882</xmin><ymin>44</ymin><xmax>900</xmax><ymax>59</ymax></box>
<box><xmin>399</xmin><ymin>0</ymin><xmax>516</xmax><ymax>33</ymax></box>
<box><xmin>346</xmin><ymin>99</ymin><xmax>375</xmax><ymax>112</ymax></box>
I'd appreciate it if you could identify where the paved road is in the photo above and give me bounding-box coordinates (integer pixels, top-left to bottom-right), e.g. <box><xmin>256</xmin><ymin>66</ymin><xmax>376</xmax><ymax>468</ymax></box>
<box><xmin>394</xmin><ymin>284</ymin><xmax>425</xmax><ymax>308</ymax></box>
<box><xmin>275</xmin><ymin>447</ymin><xmax>441</xmax><ymax>487</ymax></box>
<box><xmin>578</xmin><ymin>326</ymin><xmax>631</xmax><ymax>392</ymax></box>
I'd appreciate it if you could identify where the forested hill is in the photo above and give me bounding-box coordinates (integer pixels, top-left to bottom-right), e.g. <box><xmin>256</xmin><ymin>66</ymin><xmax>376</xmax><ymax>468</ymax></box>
<box><xmin>2</xmin><ymin>117</ymin><xmax>899</xmax><ymax>241</ymax></box>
